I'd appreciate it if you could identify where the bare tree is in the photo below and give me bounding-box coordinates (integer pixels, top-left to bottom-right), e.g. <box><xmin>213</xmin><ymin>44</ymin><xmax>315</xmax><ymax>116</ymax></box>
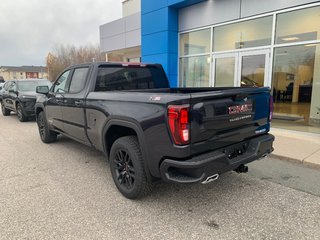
<box><xmin>46</xmin><ymin>44</ymin><xmax>104</xmax><ymax>81</ymax></box>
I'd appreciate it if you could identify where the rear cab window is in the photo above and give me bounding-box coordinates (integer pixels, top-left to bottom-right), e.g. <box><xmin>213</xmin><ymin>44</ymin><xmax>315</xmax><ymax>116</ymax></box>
<box><xmin>95</xmin><ymin>65</ymin><xmax>169</xmax><ymax>92</ymax></box>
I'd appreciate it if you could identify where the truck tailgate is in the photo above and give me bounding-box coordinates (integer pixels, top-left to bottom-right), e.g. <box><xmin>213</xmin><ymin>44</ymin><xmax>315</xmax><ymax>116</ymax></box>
<box><xmin>190</xmin><ymin>87</ymin><xmax>271</xmax><ymax>154</ymax></box>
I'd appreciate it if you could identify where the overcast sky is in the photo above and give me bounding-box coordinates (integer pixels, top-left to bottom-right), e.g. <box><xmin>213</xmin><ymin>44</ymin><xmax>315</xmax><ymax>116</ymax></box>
<box><xmin>0</xmin><ymin>0</ymin><xmax>122</xmax><ymax>66</ymax></box>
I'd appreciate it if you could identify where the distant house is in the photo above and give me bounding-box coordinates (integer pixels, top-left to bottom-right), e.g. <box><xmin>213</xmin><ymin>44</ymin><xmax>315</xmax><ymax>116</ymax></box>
<box><xmin>0</xmin><ymin>66</ymin><xmax>48</xmax><ymax>81</ymax></box>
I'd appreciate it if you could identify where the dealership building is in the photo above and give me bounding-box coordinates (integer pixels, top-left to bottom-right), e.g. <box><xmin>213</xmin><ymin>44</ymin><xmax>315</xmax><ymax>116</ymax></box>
<box><xmin>100</xmin><ymin>0</ymin><xmax>320</xmax><ymax>134</ymax></box>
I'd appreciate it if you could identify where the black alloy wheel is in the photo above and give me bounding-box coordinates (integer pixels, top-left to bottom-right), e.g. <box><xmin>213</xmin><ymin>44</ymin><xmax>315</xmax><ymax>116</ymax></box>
<box><xmin>114</xmin><ymin>149</ymin><xmax>135</xmax><ymax>190</ymax></box>
<box><xmin>37</xmin><ymin>111</ymin><xmax>57</xmax><ymax>143</ymax></box>
<box><xmin>17</xmin><ymin>104</ymin><xmax>27</xmax><ymax>122</ymax></box>
<box><xmin>1</xmin><ymin>102</ymin><xmax>10</xmax><ymax>116</ymax></box>
<box><xmin>109</xmin><ymin>136</ymin><xmax>152</xmax><ymax>199</ymax></box>
<box><xmin>37</xmin><ymin>112</ymin><xmax>46</xmax><ymax>139</ymax></box>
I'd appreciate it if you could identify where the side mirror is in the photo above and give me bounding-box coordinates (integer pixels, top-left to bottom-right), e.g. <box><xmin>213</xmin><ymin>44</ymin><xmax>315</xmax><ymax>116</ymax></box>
<box><xmin>9</xmin><ymin>89</ymin><xmax>16</xmax><ymax>94</ymax></box>
<box><xmin>36</xmin><ymin>86</ymin><xmax>49</xmax><ymax>94</ymax></box>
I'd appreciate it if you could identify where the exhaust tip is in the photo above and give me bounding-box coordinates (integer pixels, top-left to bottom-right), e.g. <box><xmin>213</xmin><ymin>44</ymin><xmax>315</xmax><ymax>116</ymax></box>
<box><xmin>201</xmin><ymin>174</ymin><xmax>219</xmax><ymax>184</ymax></box>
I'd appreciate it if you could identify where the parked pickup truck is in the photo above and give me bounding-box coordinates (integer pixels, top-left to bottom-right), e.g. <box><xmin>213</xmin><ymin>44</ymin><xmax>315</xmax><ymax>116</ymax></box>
<box><xmin>35</xmin><ymin>62</ymin><xmax>274</xmax><ymax>199</ymax></box>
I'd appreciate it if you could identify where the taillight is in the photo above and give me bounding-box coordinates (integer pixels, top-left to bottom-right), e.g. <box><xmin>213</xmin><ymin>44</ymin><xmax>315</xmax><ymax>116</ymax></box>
<box><xmin>167</xmin><ymin>105</ymin><xmax>190</xmax><ymax>145</ymax></box>
<box><xmin>269</xmin><ymin>95</ymin><xmax>274</xmax><ymax>121</ymax></box>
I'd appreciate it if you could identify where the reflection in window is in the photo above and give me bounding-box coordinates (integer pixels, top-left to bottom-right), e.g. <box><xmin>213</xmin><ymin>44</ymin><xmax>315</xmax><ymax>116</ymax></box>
<box><xmin>54</xmin><ymin>70</ymin><xmax>70</xmax><ymax>93</ymax></box>
<box><xmin>215</xmin><ymin>57</ymin><xmax>235</xmax><ymax>87</ymax></box>
<box><xmin>241</xmin><ymin>54</ymin><xmax>266</xmax><ymax>87</ymax></box>
<box><xmin>69</xmin><ymin>68</ymin><xmax>89</xmax><ymax>93</ymax></box>
<box><xmin>272</xmin><ymin>44</ymin><xmax>320</xmax><ymax>123</ymax></box>
<box><xmin>180</xmin><ymin>28</ymin><xmax>211</xmax><ymax>56</ymax></box>
<box><xmin>8</xmin><ymin>82</ymin><xmax>16</xmax><ymax>91</ymax></box>
<box><xmin>95</xmin><ymin>66</ymin><xmax>169</xmax><ymax>91</ymax></box>
<box><xmin>179</xmin><ymin>55</ymin><xmax>210</xmax><ymax>87</ymax></box>
<box><xmin>213</xmin><ymin>16</ymin><xmax>273</xmax><ymax>52</ymax></box>
<box><xmin>275</xmin><ymin>6</ymin><xmax>320</xmax><ymax>44</ymax></box>
<box><xmin>17</xmin><ymin>80</ymin><xmax>51</xmax><ymax>91</ymax></box>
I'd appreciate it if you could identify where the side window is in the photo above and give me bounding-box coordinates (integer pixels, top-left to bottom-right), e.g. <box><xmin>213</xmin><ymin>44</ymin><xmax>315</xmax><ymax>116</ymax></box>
<box><xmin>53</xmin><ymin>70</ymin><xmax>71</xmax><ymax>93</ymax></box>
<box><xmin>4</xmin><ymin>82</ymin><xmax>11</xmax><ymax>90</ymax></box>
<box><xmin>8</xmin><ymin>82</ymin><xmax>16</xmax><ymax>91</ymax></box>
<box><xmin>69</xmin><ymin>68</ymin><xmax>89</xmax><ymax>93</ymax></box>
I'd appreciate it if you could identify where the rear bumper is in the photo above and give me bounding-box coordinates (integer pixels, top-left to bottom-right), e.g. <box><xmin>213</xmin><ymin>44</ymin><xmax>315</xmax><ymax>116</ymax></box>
<box><xmin>160</xmin><ymin>134</ymin><xmax>274</xmax><ymax>183</ymax></box>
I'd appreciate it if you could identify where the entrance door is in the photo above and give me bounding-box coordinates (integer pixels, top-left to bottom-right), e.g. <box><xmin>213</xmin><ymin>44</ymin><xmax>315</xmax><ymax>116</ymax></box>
<box><xmin>238</xmin><ymin>49</ymin><xmax>270</xmax><ymax>87</ymax></box>
<box><xmin>212</xmin><ymin>49</ymin><xmax>270</xmax><ymax>87</ymax></box>
<box><xmin>212</xmin><ymin>53</ymin><xmax>238</xmax><ymax>87</ymax></box>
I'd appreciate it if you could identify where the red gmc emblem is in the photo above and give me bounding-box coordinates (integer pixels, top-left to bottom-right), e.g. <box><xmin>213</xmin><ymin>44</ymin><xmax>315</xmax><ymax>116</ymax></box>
<box><xmin>228</xmin><ymin>103</ymin><xmax>253</xmax><ymax>115</ymax></box>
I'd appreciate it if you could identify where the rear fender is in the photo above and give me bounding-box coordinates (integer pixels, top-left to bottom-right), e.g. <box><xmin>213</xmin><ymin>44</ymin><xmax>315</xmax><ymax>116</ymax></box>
<box><xmin>102</xmin><ymin>119</ymin><xmax>152</xmax><ymax>181</ymax></box>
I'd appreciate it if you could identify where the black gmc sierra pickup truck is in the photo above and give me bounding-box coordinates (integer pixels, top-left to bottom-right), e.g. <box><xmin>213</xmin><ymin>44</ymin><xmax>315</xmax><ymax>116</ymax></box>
<box><xmin>35</xmin><ymin>62</ymin><xmax>274</xmax><ymax>199</ymax></box>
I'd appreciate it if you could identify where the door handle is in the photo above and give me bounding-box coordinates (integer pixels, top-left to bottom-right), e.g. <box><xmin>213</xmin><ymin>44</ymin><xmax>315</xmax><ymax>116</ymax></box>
<box><xmin>75</xmin><ymin>100</ymin><xmax>83</xmax><ymax>107</ymax></box>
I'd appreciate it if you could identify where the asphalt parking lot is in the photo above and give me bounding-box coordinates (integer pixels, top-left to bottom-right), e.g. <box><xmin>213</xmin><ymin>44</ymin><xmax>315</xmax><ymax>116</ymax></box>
<box><xmin>1</xmin><ymin>114</ymin><xmax>320</xmax><ymax>240</ymax></box>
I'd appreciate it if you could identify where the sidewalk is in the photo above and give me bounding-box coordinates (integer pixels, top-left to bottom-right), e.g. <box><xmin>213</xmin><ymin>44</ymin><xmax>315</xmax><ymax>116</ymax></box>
<box><xmin>270</xmin><ymin>128</ymin><xmax>320</xmax><ymax>169</ymax></box>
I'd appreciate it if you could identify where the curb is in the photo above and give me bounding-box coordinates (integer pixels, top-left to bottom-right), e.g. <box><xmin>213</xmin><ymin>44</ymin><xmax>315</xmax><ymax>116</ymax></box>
<box><xmin>270</xmin><ymin>154</ymin><xmax>302</xmax><ymax>165</ymax></box>
<box><xmin>302</xmin><ymin>161</ymin><xmax>320</xmax><ymax>170</ymax></box>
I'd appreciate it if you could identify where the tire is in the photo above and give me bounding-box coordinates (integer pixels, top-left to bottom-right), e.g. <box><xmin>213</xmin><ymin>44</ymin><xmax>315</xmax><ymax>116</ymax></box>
<box><xmin>17</xmin><ymin>103</ymin><xmax>28</xmax><ymax>122</ymax></box>
<box><xmin>1</xmin><ymin>102</ymin><xmax>10</xmax><ymax>116</ymax></box>
<box><xmin>37</xmin><ymin>111</ymin><xmax>57</xmax><ymax>143</ymax></box>
<box><xmin>109</xmin><ymin>136</ymin><xmax>152</xmax><ymax>199</ymax></box>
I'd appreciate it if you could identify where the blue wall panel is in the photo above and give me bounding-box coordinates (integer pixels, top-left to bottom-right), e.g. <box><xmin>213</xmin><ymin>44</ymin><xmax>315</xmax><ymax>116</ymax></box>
<box><xmin>141</xmin><ymin>31</ymin><xmax>168</xmax><ymax>56</ymax></box>
<box><xmin>142</xmin><ymin>30</ymin><xmax>178</xmax><ymax>56</ymax></box>
<box><xmin>167</xmin><ymin>30</ymin><xmax>178</xmax><ymax>54</ymax></box>
<box><xmin>141</xmin><ymin>0</ymin><xmax>168</xmax><ymax>14</ymax></box>
<box><xmin>168</xmin><ymin>0</ymin><xmax>185</xmax><ymax>6</ymax></box>
<box><xmin>168</xmin><ymin>0</ymin><xmax>206</xmax><ymax>8</ymax></box>
<box><xmin>167</xmin><ymin>74</ymin><xmax>178</xmax><ymax>87</ymax></box>
<box><xmin>141</xmin><ymin>8</ymin><xmax>169</xmax><ymax>36</ymax></box>
<box><xmin>168</xmin><ymin>53</ymin><xmax>178</xmax><ymax>74</ymax></box>
<box><xmin>168</xmin><ymin>7</ymin><xmax>179</xmax><ymax>33</ymax></box>
<box><xmin>141</xmin><ymin>0</ymin><xmax>204</xmax><ymax>87</ymax></box>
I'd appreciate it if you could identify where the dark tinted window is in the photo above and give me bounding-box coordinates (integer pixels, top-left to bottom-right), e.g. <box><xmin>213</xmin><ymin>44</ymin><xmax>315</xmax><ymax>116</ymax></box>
<box><xmin>69</xmin><ymin>68</ymin><xmax>89</xmax><ymax>93</ymax></box>
<box><xmin>95</xmin><ymin>66</ymin><xmax>169</xmax><ymax>91</ymax></box>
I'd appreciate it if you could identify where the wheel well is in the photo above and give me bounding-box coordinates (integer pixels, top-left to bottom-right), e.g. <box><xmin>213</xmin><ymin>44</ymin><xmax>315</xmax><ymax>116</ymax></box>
<box><xmin>105</xmin><ymin>125</ymin><xmax>137</xmax><ymax>156</ymax></box>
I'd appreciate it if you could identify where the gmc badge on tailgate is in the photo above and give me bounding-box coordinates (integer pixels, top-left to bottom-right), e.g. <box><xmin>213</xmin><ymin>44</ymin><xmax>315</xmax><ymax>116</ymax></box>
<box><xmin>228</xmin><ymin>103</ymin><xmax>253</xmax><ymax>115</ymax></box>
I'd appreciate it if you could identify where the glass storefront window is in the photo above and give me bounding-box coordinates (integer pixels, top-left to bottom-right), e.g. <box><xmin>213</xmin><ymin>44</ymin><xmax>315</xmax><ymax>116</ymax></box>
<box><xmin>180</xmin><ymin>28</ymin><xmax>211</xmax><ymax>56</ymax></box>
<box><xmin>272</xmin><ymin>44</ymin><xmax>320</xmax><ymax>124</ymax></box>
<box><xmin>213</xmin><ymin>16</ymin><xmax>273</xmax><ymax>52</ymax></box>
<box><xmin>275</xmin><ymin>6</ymin><xmax>320</xmax><ymax>44</ymax></box>
<box><xmin>179</xmin><ymin>55</ymin><xmax>210</xmax><ymax>87</ymax></box>
<box><xmin>241</xmin><ymin>54</ymin><xmax>266</xmax><ymax>87</ymax></box>
<box><xmin>215</xmin><ymin>57</ymin><xmax>235</xmax><ymax>87</ymax></box>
